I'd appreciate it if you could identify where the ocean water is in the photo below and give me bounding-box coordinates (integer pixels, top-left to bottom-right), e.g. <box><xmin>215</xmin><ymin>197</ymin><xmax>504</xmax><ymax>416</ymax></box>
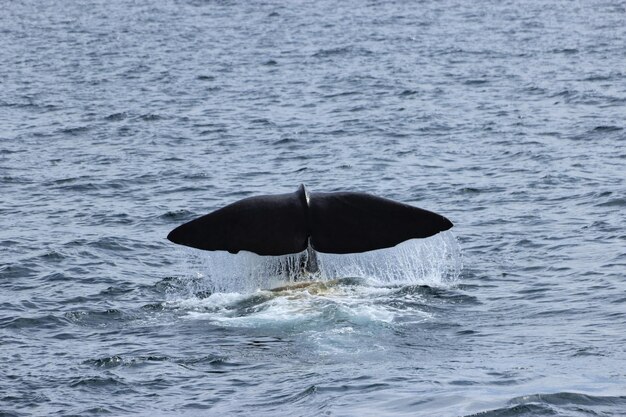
<box><xmin>1</xmin><ymin>0</ymin><xmax>625</xmax><ymax>415</ymax></box>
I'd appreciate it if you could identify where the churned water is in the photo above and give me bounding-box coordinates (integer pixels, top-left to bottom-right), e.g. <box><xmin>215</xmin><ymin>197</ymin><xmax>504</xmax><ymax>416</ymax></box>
<box><xmin>1</xmin><ymin>0</ymin><xmax>625</xmax><ymax>415</ymax></box>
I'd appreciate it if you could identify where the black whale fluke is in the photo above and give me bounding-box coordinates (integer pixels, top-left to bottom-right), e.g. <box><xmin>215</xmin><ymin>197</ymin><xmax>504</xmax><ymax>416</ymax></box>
<box><xmin>166</xmin><ymin>187</ymin><xmax>309</xmax><ymax>256</ymax></box>
<box><xmin>167</xmin><ymin>185</ymin><xmax>453</xmax><ymax>256</ymax></box>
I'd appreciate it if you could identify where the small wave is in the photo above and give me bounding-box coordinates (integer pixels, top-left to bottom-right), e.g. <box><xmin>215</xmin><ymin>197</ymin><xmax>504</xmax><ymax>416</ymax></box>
<box><xmin>0</xmin><ymin>239</ymin><xmax>20</xmax><ymax>248</ymax></box>
<box><xmin>50</xmin><ymin>178</ymin><xmax>128</xmax><ymax>192</ymax></box>
<box><xmin>393</xmin><ymin>285</ymin><xmax>480</xmax><ymax>305</ymax></box>
<box><xmin>517</xmin><ymin>392</ymin><xmax>626</xmax><ymax>408</ymax></box>
<box><xmin>31</xmin><ymin>249</ymin><xmax>65</xmax><ymax>263</ymax></box>
<box><xmin>312</xmin><ymin>46</ymin><xmax>372</xmax><ymax>58</ymax></box>
<box><xmin>250</xmin><ymin>117</ymin><xmax>274</xmax><ymax>126</ymax></box>
<box><xmin>581</xmin><ymin>72</ymin><xmax>621</xmax><ymax>82</ymax></box>
<box><xmin>596</xmin><ymin>197</ymin><xmax>626</xmax><ymax>207</ymax></box>
<box><xmin>0</xmin><ymin>148</ymin><xmax>26</xmax><ymax>155</ymax></box>
<box><xmin>154</xmin><ymin>275</ymin><xmax>198</xmax><ymax>295</ymax></box>
<box><xmin>56</xmin><ymin>182</ymin><xmax>99</xmax><ymax>192</ymax></box>
<box><xmin>399</xmin><ymin>89</ymin><xmax>419</xmax><ymax>97</ymax></box>
<box><xmin>273</xmin><ymin>137</ymin><xmax>296</xmax><ymax>145</ymax></box>
<box><xmin>40</xmin><ymin>272</ymin><xmax>69</xmax><ymax>281</ymax></box>
<box><xmin>88</xmin><ymin>236</ymin><xmax>133</xmax><ymax>252</ymax></box>
<box><xmin>0</xmin><ymin>314</ymin><xmax>68</xmax><ymax>330</ymax></box>
<box><xmin>138</xmin><ymin>113</ymin><xmax>162</xmax><ymax>121</ymax></box>
<box><xmin>86</xmin><ymin>355</ymin><xmax>169</xmax><ymax>369</ymax></box>
<box><xmin>463</xmin><ymin>79</ymin><xmax>489</xmax><ymax>85</ymax></box>
<box><xmin>68</xmin><ymin>375</ymin><xmax>127</xmax><ymax>388</ymax></box>
<box><xmin>571</xmin><ymin>347</ymin><xmax>606</xmax><ymax>357</ymax></box>
<box><xmin>59</xmin><ymin>125</ymin><xmax>91</xmax><ymax>135</ymax></box>
<box><xmin>552</xmin><ymin>48</ymin><xmax>579</xmax><ymax>54</ymax></box>
<box><xmin>466</xmin><ymin>403</ymin><xmax>552</xmax><ymax>416</ymax></box>
<box><xmin>592</xmin><ymin>125</ymin><xmax>623</xmax><ymax>133</ymax></box>
<box><xmin>521</xmin><ymin>85</ymin><xmax>548</xmax><ymax>95</ymax></box>
<box><xmin>98</xmin><ymin>285</ymin><xmax>134</xmax><ymax>297</ymax></box>
<box><xmin>91</xmin><ymin>212</ymin><xmax>133</xmax><ymax>225</ymax></box>
<box><xmin>159</xmin><ymin>209</ymin><xmax>193</xmax><ymax>220</ymax></box>
<box><xmin>322</xmin><ymin>91</ymin><xmax>360</xmax><ymax>99</ymax></box>
<box><xmin>0</xmin><ymin>264</ymin><xmax>38</xmax><ymax>280</ymax></box>
<box><xmin>467</xmin><ymin>392</ymin><xmax>626</xmax><ymax>417</ymax></box>
<box><xmin>104</xmin><ymin>112</ymin><xmax>128</xmax><ymax>121</ymax></box>
<box><xmin>258</xmin><ymin>385</ymin><xmax>318</xmax><ymax>406</ymax></box>
<box><xmin>177</xmin><ymin>355</ymin><xmax>231</xmax><ymax>367</ymax></box>
<box><xmin>47</xmin><ymin>176</ymin><xmax>89</xmax><ymax>186</ymax></box>
<box><xmin>65</xmin><ymin>308</ymin><xmax>130</xmax><ymax>327</ymax></box>
<box><xmin>1</xmin><ymin>175</ymin><xmax>31</xmax><ymax>185</ymax></box>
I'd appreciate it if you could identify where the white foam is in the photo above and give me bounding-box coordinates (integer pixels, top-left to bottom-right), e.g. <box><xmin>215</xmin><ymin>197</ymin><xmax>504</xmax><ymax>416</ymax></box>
<box><xmin>168</xmin><ymin>291</ymin><xmax>251</xmax><ymax>311</ymax></box>
<box><xmin>170</xmin><ymin>281</ymin><xmax>431</xmax><ymax>333</ymax></box>
<box><xmin>163</xmin><ymin>233</ymin><xmax>462</xmax><ymax>343</ymax></box>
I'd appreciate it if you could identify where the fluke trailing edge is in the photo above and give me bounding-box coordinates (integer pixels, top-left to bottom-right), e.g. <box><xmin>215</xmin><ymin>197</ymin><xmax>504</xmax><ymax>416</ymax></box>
<box><xmin>167</xmin><ymin>185</ymin><xmax>453</xmax><ymax>256</ymax></box>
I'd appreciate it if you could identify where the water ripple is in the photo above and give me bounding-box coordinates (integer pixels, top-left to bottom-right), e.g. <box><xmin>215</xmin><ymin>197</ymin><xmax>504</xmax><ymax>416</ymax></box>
<box><xmin>1</xmin><ymin>0</ymin><xmax>625</xmax><ymax>415</ymax></box>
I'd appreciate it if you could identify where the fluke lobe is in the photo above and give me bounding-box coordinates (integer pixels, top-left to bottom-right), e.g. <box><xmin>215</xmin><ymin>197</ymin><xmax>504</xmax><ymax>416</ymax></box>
<box><xmin>167</xmin><ymin>185</ymin><xmax>453</xmax><ymax>256</ymax></box>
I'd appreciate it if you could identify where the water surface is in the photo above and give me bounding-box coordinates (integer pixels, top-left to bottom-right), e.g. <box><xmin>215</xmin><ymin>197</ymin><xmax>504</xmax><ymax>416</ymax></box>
<box><xmin>1</xmin><ymin>0</ymin><xmax>625</xmax><ymax>415</ymax></box>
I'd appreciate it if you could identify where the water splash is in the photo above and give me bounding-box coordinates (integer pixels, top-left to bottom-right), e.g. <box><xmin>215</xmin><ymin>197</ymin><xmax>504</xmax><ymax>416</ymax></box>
<box><xmin>173</xmin><ymin>231</ymin><xmax>461</xmax><ymax>295</ymax></box>
<box><xmin>317</xmin><ymin>232</ymin><xmax>462</xmax><ymax>287</ymax></box>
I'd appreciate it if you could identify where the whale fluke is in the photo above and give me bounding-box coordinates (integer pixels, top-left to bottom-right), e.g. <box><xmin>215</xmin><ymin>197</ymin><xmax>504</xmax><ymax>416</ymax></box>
<box><xmin>167</xmin><ymin>188</ymin><xmax>309</xmax><ymax>256</ymax></box>
<box><xmin>308</xmin><ymin>191</ymin><xmax>453</xmax><ymax>254</ymax></box>
<box><xmin>167</xmin><ymin>185</ymin><xmax>453</xmax><ymax>255</ymax></box>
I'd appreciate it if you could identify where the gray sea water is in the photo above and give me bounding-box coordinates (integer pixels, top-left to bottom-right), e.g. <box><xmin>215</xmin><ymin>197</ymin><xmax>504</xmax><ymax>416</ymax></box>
<box><xmin>1</xmin><ymin>0</ymin><xmax>625</xmax><ymax>415</ymax></box>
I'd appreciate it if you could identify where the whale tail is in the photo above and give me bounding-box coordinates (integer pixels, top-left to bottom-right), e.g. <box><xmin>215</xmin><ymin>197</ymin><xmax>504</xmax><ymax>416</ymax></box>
<box><xmin>167</xmin><ymin>185</ymin><xmax>453</xmax><ymax>256</ymax></box>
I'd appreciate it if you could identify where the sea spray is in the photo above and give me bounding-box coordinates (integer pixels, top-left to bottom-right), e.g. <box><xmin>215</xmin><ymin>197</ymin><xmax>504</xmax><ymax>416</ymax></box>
<box><xmin>173</xmin><ymin>231</ymin><xmax>462</xmax><ymax>295</ymax></box>
<box><xmin>317</xmin><ymin>231</ymin><xmax>462</xmax><ymax>287</ymax></box>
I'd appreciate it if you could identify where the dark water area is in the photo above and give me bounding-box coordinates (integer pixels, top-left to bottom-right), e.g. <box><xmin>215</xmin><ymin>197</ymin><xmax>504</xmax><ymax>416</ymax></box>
<box><xmin>1</xmin><ymin>0</ymin><xmax>625</xmax><ymax>415</ymax></box>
